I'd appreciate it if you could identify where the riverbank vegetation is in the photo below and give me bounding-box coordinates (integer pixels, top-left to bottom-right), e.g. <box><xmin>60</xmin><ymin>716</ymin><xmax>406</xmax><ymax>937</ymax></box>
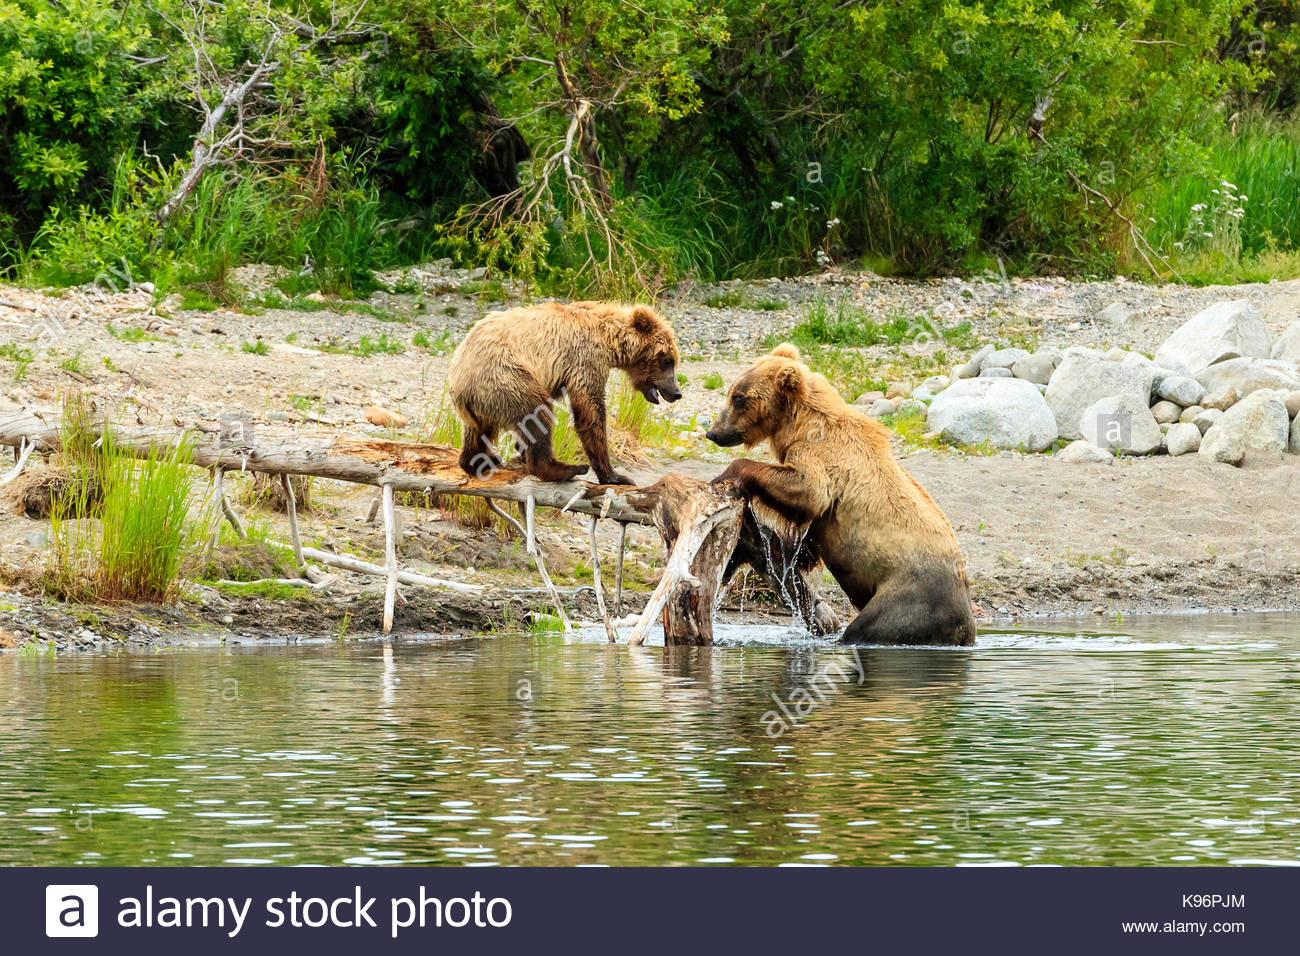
<box><xmin>1</xmin><ymin>1</ymin><xmax>1298</xmax><ymax>299</ymax></box>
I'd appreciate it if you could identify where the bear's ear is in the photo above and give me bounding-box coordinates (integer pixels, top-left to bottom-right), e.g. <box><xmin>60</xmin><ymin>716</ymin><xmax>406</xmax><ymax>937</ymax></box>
<box><xmin>775</xmin><ymin>364</ymin><xmax>804</xmax><ymax>398</ymax></box>
<box><xmin>770</xmin><ymin>343</ymin><xmax>801</xmax><ymax>361</ymax></box>
<box><xmin>630</xmin><ymin>306</ymin><xmax>658</xmax><ymax>336</ymax></box>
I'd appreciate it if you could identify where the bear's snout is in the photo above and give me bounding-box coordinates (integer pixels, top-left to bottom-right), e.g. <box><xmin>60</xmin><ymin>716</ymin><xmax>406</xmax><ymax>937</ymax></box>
<box><xmin>705</xmin><ymin>424</ymin><xmax>743</xmax><ymax>447</ymax></box>
<box><xmin>660</xmin><ymin>383</ymin><xmax>683</xmax><ymax>402</ymax></box>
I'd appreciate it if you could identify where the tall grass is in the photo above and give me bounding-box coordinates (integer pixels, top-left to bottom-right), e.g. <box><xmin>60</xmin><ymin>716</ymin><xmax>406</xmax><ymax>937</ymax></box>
<box><xmin>45</xmin><ymin>402</ymin><xmax>202</xmax><ymax>603</ymax></box>
<box><xmin>1139</xmin><ymin>113</ymin><xmax>1300</xmax><ymax>282</ymax></box>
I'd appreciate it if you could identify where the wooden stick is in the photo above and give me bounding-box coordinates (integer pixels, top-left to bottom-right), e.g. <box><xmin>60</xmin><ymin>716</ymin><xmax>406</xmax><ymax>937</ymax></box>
<box><xmin>588</xmin><ymin>516</ymin><xmax>617</xmax><ymax>642</ymax></box>
<box><xmin>292</xmin><ymin>545</ymin><xmax>482</xmax><ymax>593</ymax></box>
<box><xmin>488</xmin><ymin>498</ymin><xmax>571</xmax><ymax>632</ymax></box>
<box><xmin>281</xmin><ymin>473</ymin><xmax>306</xmax><ymax>572</ymax></box>
<box><xmin>382</xmin><ymin>483</ymin><xmax>398</xmax><ymax>634</ymax></box>
<box><xmin>203</xmin><ymin>468</ymin><xmax>223</xmax><ymax>565</ymax></box>
<box><xmin>614</xmin><ymin>522</ymin><xmax>628</xmax><ymax>616</ymax></box>
<box><xmin>211</xmin><ymin>468</ymin><xmax>247</xmax><ymax>539</ymax></box>
<box><xmin>0</xmin><ymin>437</ymin><xmax>33</xmax><ymax>486</ymax></box>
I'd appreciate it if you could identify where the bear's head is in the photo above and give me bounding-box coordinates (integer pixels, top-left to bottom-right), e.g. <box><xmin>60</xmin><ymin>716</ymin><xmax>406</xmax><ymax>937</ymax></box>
<box><xmin>705</xmin><ymin>343</ymin><xmax>808</xmax><ymax>448</ymax></box>
<box><xmin>621</xmin><ymin>306</ymin><xmax>682</xmax><ymax>405</ymax></box>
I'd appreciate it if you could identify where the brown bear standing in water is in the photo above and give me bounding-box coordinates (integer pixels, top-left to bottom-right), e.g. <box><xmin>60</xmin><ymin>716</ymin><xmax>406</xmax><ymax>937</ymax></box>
<box><xmin>705</xmin><ymin>343</ymin><xmax>976</xmax><ymax>646</ymax></box>
<box><xmin>448</xmin><ymin>301</ymin><xmax>682</xmax><ymax>484</ymax></box>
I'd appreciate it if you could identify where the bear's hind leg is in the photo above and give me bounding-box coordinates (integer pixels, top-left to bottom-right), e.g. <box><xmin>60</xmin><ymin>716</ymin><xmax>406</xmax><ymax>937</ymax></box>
<box><xmin>840</xmin><ymin>573</ymin><xmax>975</xmax><ymax>647</ymax></box>
<box><xmin>517</xmin><ymin>419</ymin><xmax>587</xmax><ymax>483</ymax></box>
<box><xmin>459</xmin><ymin>423</ymin><xmax>504</xmax><ymax>478</ymax></box>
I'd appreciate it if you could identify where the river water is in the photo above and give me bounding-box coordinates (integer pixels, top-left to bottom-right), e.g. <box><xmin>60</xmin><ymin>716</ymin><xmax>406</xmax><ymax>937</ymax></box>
<box><xmin>2</xmin><ymin>614</ymin><xmax>1298</xmax><ymax>866</ymax></box>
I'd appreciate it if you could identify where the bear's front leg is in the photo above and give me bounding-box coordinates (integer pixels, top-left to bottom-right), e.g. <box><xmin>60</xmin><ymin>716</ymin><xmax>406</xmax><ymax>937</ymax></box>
<box><xmin>570</xmin><ymin>391</ymin><xmax>633</xmax><ymax>485</ymax></box>
<box><xmin>712</xmin><ymin>459</ymin><xmax>821</xmax><ymax>526</ymax></box>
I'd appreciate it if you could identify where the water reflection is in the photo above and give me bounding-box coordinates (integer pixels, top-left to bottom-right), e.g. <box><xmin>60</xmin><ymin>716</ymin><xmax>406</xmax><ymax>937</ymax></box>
<box><xmin>1</xmin><ymin>615</ymin><xmax>1298</xmax><ymax>866</ymax></box>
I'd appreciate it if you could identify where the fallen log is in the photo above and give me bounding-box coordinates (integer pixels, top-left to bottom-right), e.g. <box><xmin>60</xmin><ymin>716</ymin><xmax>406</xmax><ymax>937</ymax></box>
<box><xmin>0</xmin><ymin>403</ymin><xmax>801</xmax><ymax>643</ymax></box>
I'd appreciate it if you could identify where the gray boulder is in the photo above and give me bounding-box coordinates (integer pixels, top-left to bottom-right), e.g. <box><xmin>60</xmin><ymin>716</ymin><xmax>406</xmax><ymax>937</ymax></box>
<box><xmin>1150</xmin><ymin>400</ymin><xmax>1181</xmax><ymax>424</ymax></box>
<box><xmin>1078</xmin><ymin>394</ymin><xmax>1163</xmax><ymax>456</ymax></box>
<box><xmin>1271</xmin><ymin>321</ymin><xmax>1300</xmax><ymax>364</ymax></box>
<box><xmin>1154</xmin><ymin>299</ymin><xmax>1271</xmax><ymax>374</ymax></box>
<box><xmin>1155</xmin><ymin>374</ymin><xmax>1207</xmax><ymax>407</ymax></box>
<box><xmin>1179</xmin><ymin>404</ymin><xmax>1204</xmax><ymax>423</ymax></box>
<box><xmin>980</xmin><ymin>347</ymin><xmax>1031</xmax><ymax>372</ymax></box>
<box><xmin>1192</xmin><ymin>407</ymin><xmax>1224</xmax><ymax>434</ymax></box>
<box><xmin>1057</xmin><ymin>440</ymin><xmax>1114</xmax><ymax>463</ymax></box>
<box><xmin>1165</xmin><ymin>422</ymin><xmax>1202</xmax><ymax>457</ymax></box>
<box><xmin>1045</xmin><ymin>351</ymin><xmax>1157</xmax><ymax>440</ymax></box>
<box><xmin>1011</xmin><ymin>353</ymin><xmax>1057</xmax><ymax>385</ymax></box>
<box><xmin>895</xmin><ymin>398</ymin><xmax>928</xmax><ymax>417</ymax></box>
<box><xmin>854</xmin><ymin>390</ymin><xmax>885</xmax><ymax>406</ymax></box>
<box><xmin>1198</xmin><ymin>391</ymin><xmax>1290</xmax><ymax>465</ymax></box>
<box><xmin>926</xmin><ymin>378</ymin><xmax>1059</xmax><ymax>452</ymax></box>
<box><xmin>1292</xmin><ymin>415</ymin><xmax>1300</xmax><ymax>453</ymax></box>
<box><xmin>1194</xmin><ymin>357</ymin><xmax>1300</xmax><ymax>400</ymax></box>
<box><xmin>865</xmin><ymin>399</ymin><xmax>896</xmax><ymax>418</ymax></box>
<box><xmin>956</xmin><ymin>345</ymin><xmax>994</xmax><ymax>379</ymax></box>
<box><xmin>980</xmin><ymin>366</ymin><xmax>1013</xmax><ymax>378</ymax></box>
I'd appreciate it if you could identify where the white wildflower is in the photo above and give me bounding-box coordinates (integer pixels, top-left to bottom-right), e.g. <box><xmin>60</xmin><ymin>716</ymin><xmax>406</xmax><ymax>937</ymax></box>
<box><xmin>770</xmin><ymin>200</ymin><xmax>783</xmax><ymax>210</ymax></box>
<box><xmin>826</xmin><ymin>218</ymin><xmax>841</xmax><ymax>228</ymax></box>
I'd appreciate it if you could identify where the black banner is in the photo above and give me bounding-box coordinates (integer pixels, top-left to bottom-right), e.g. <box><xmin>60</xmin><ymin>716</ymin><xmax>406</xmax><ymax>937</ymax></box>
<box><xmin>15</xmin><ymin>867</ymin><xmax>1294</xmax><ymax>952</ymax></box>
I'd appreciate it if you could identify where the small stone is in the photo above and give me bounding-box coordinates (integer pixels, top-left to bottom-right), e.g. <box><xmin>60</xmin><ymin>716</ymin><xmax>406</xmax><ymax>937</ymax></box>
<box><xmin>1179</xmin><ymin>405</ymin><xmax>1204</xmax><ymax>423</ymax></box>
<box><xmin>1150</xmin><ymin>400</ymin><xmax>1181</xmax><ymax>424</ymax></box>
<box><xmin>1193</xmin><ymin>408</ymin><xmax>1224</xmax><ymax>434</ymax></box>
<box><xmin>854</xmin><ymin>390</ymin><xmax>885</xmax><ymax>406</ymax></box>
<box><xmin>365</xmin><ymin>406</ymin><xmax>410</xmax><ymax>429</ymax></box>
<box><xmin>1154</xmin><ymin>374</ymin><xmax>1207</xmax><ymax>407</ymax></box>
<box><xmin>1066</xmin><ymin>322</ymin><xmax>1082</xmax><ymax>333</ymax></box>
<box><xmin>1165</xmin><ymin>422</ymin><xmax>1202</xmax><ymax>457</ymax></box>
<box><xmin>980</xmin><ymin>347</ymin><xmax>1031</xmax><ymax>372</ymax></box>
<box><xmin>885</xmin><ymin>382</ymin><xmax>912</xmax><ymax>401</ymax></box>
<box><xmin>266</xmin><ymin>410</ymin><xmax>290</xmax><ymax>422</ymax></box>
<box><xmin>865</xmin><ymin>399</ymin><xmax>896</xmax><ymax>418</ymax></box>
<box><xmin>979</xmin><ymin>366</ymin><xmax>1013</xmax><ymax>378</ymax></box>
<box><xmin>1057</xmin><ymin>440</ymin><xmax>1113</xmax><ymax>463</ymax></box>
<box><xmin>910</xmin><ymin>375</ymin><xmax>950</xmax><ymax>403</ymax></box>
<box><xmin>894</xmin><ymin>398</ymin><xmax>928</xmax><ymax>417</ymax></box>
<box><xmin>1011</xmin><ymin>353</ymin><xmax>1056</xmax><ymax>385</ymax></box>
<box><xmin>1200</xmin><ymin>385</ymin><xmax>1239</xmax><ymax>411</ymax></box>
<box><xmin>1292</xmin><ymin>415</ymin><xmax>1300</xmax><ymax>453</ymax></box>
<box><xmin>956</xmin><ymin>345</ymin><xmax>994</xmax><ymax>379</ymax></box>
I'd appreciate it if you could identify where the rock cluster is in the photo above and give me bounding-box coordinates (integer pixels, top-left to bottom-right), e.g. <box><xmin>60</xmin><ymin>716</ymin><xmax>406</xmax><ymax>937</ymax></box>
<box><xmin>911</xmin><ymin>299</ymin><xmax>1300</xmax><ymax>465</ymax></box>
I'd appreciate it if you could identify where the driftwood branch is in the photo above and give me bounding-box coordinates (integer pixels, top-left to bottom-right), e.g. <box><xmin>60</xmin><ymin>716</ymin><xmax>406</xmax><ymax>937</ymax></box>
<box><xmin>0</xmin><ymin>404</ymin><xmax>777</xmax><ymax>642</ymax></box>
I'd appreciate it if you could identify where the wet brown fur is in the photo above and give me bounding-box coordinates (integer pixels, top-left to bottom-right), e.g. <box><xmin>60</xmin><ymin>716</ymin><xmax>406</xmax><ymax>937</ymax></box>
<box><xmin>448</xmin><ymin>301</ymin><xmax>680</xmax><ymax>485</ymax></box>
<box><xmin>709</xmin><ymin>343</ymin><xmax>976</xmax><ymax>646</ymax></box>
